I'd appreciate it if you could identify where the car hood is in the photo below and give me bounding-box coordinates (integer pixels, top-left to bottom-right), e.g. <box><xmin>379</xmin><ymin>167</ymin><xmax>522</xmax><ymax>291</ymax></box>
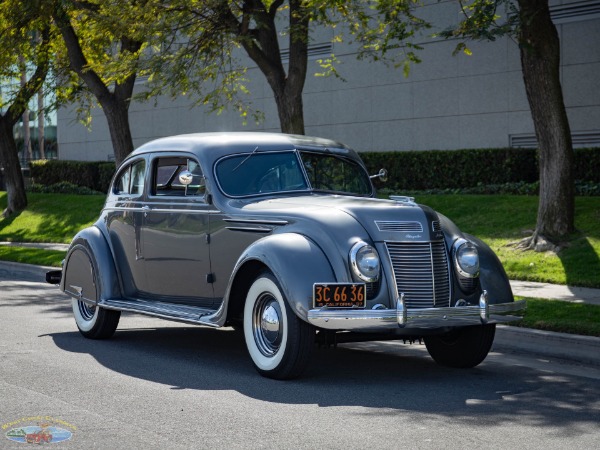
<box><xmin>229</xmin><ymin>195</ymin><xmax>444</xmax><ymax>243</ymax></box>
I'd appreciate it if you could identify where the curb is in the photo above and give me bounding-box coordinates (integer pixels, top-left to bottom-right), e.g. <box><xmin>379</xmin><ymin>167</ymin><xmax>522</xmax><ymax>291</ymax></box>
<box><xmin>0</xmin><ymin>241</ymin><xmax>70</xmax><ymax>251</ymax></box>
<box><xmin>0</xmin><ymin>260</ymin><xmax>57</xmax><ymax>283</ymax></box>
<box><xmin>494</xmin><ymin>325</ymin><xmax>600</xmax><ymax>367</ymax></box>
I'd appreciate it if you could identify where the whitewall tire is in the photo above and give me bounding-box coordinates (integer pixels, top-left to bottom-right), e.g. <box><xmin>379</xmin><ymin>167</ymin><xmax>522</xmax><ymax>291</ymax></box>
<box><xmin>243</xmin><ymin>271</ymin><xmax>314</xmax><ymax>379</ymax></box>
<box><xmin>72</xmin><ymin>299</ymin><xmax>121</xmax><ymax>339</ymax></box>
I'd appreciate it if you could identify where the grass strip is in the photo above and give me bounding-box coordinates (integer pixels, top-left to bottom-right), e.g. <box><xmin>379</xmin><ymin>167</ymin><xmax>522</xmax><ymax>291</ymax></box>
<box><xmin>0</xmin><ymin>246</ymin><xmax>66</xmax><ymax>267</ymax></box>
<box><xmin>513</xmin><ymin>297</ymin><xmax>600</xmax><ymax>337</ymax></box>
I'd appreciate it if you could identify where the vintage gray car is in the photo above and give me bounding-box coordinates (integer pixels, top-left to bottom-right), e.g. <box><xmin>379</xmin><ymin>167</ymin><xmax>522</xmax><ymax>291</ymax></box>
<box><xmin>47</xmin><ymin>132</ymin><xmax>525</xmax><ymax>379</ymax></box>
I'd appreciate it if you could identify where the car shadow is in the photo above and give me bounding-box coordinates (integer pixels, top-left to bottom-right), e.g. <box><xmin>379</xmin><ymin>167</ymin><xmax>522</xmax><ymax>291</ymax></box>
<box><xmin>46</xmin><ymin>324</ymin><xmax>600</xmax><ymax>431</ymax></box>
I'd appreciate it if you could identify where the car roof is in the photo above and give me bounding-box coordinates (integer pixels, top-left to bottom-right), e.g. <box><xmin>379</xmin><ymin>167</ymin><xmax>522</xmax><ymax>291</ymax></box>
<box><xmin>126</xmin><ymin>132</ymin><xmax>358</xmax><ymax>166</ymax></box>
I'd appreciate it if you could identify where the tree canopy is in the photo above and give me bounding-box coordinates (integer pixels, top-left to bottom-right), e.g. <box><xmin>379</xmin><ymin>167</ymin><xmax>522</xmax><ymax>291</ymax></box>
<box><xmin>0</xmin><ymin>0</ymin><xmax>53</xmax><ymax>216</ymax></box>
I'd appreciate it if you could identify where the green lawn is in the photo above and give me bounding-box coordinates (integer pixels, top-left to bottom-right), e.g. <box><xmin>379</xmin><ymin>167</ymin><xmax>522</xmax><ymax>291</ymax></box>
<box><xmin>517</xmin><ymin>297</ymin><xmax>600</xmax><ymax>337</ymax></box>
<box><xmin>1</xmin><ymin>192</ymin><xmax>600</xmax><ymax>336</ymax></box>
<box><xmin>0</xmin><ymin>192</ymin><xmax>105</xmax><ymax>243</ymax></box>
<box><xmin>415</xmin><ymin>195</ymin><xmax>600</xmax><ymax>288</ymax></box>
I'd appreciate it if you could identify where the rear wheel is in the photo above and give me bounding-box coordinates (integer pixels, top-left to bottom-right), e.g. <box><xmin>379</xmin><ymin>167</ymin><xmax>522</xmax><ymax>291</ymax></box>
<box><xmin>72</xmin><ymin>299</ymin><xmax>120</xmax><ymax>339</ymax></box>
<box><xmin>67</xmin><ymin>243</ymin><xmax>120</xmax><ymax>339</ymax></box>
<box><xmin>243</xmin><ymin>271</ymin><xmax>314</xmax><ymax>379</ymax></box>
<box><xmin>424</xmin><ymin>324</ymin><xmax>496</xmax><ymax>368</ymax></box>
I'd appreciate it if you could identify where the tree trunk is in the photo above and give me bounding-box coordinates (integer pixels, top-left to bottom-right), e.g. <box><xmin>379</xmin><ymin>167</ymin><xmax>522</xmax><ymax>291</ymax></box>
<box><xmin>0</xmin><ymin>118</ymin><xmax>27</xmax><ymax>217</ymax></box>
<box><xmin>38</xmin><ymin>89</ymin><xmax>45</xmax><ymax>159</ymax></box>
<box><xmin>272</xmin><ymin>85</ymin><xmax>305</xmax><ymax>135</ymax></box>
<box><xmin>236</xmin><ymin>0</ymin><xmax>308</xmax><ymax>135</ymax></box>
<box><xmin>19</xmin><ymin>57</ymin><xmax>33</xmax><ymax>162</ymax></box>
<box><xmin>518</xmin><ymin>0</ymin><xmax>574</xmax><ymax>241</ymax></box>
<box><xmin>104</xmin><ymin>99</ymin><xmax>134</xmax><ymax>165</ymax></box>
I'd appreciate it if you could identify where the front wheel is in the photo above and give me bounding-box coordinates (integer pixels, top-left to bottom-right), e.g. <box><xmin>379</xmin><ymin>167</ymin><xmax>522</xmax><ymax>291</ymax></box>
<box><xmin>424</xmin><ymin>324</ymin><xmax>496</xmax><ymax>368</ymax></box>
<box><xmin>72</xmin><ymin>299</ymin><xmax>121</xmax><ymax>339</ymax></box>
<box><xmin>243</xmin><ymin>272</ymin><xmax>314</xmax><ymax>379</ymax></box>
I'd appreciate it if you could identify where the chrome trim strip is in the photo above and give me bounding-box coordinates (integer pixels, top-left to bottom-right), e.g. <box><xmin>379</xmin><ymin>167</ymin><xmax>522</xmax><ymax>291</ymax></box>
<box><xmin>99</xmin><ymin>298</ymin><xmax>221</xmax><ymax>327</ymax></box>
<box><xmin>307</xmin><ymin>299</ymin><xmax>526</xmax><ymax>331</ymax></box>
<box><xmin>104</xmin><ymin>206</ymin><xmax>220</xmax><ymax>214</ymax></box>
<box><xmin>64</xmin><ymin>289</ymin><xmax>97</xmax><ymax>307</ymax></box>
<box><xmin>223</xmin><ymin>218</ymin><xmax>289</xmax><ymax>226</ymax></box>
<box><xmin>226</xmin><ymin>227</ymin><xmax>273</xmax><ymax>233</ymax></box>
<box><xmin>375</xmin><ymin>221</ymin><xmax>423</xmax><ymax>232</ymax></box>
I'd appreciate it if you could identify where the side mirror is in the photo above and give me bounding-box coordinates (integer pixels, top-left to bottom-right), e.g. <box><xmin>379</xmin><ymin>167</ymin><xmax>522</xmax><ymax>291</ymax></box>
<box><xmin>179</xmin><ymin>170</ymin><xmax>193</xmax><ymax>185</ymax></box>
<box><xmin>370</xmin><ymin>168</ymin><xmax>388</xmax><ymax>183</ymax></box>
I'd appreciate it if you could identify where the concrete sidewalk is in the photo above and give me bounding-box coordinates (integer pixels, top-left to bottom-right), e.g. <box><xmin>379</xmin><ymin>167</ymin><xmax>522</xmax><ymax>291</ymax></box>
<box><xmin>510</xmin><ymin>280</ymin><xmax>600</xmax><ymax>306</ymax></box>
<box><xmin>0</xmin><ymin>241</ymin><xmax>70</xmax><ymax>251</ymax></box>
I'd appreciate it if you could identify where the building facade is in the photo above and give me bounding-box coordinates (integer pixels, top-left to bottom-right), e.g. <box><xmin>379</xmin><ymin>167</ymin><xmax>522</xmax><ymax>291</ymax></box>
<box><xmin>57</xmin><ymin>0</ymin><xmax>600</xmax><ymax>161</ymax></box>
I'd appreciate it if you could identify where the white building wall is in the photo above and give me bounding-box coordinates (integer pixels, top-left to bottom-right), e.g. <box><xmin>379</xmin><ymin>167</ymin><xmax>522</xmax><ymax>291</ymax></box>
<box><xmin>57</xmin><ymin>0</ymin><xmax>600</xmax><ymax>161</ymax></box>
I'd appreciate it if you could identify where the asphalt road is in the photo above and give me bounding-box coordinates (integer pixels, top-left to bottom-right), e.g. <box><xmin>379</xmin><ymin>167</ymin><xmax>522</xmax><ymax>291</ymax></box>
<box><xmin>1</xmin><ymin>264</ymin><xmax>600</xmax><ymax>449</ymax></box>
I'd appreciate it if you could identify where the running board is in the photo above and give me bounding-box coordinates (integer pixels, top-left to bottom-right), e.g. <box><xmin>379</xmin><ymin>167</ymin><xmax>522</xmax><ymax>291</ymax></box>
<box><xmin>101</xmin><ymin>298</ymin><xmax>221</xmax><ymax>327</ymax></box>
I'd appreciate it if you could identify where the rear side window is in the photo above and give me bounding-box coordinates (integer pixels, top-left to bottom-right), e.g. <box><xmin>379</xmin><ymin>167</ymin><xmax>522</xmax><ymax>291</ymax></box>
<box><xmin>114</xmin><ymin>159</ymin><xmax>145</xmax><ymax>196</ymax></box>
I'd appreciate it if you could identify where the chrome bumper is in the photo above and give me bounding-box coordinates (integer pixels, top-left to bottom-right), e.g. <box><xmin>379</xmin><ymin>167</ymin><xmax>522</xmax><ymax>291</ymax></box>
<box><xmin>307</xmin><ymin>291</ymin><xmax>526</xmax><ymax>331</ymax></box>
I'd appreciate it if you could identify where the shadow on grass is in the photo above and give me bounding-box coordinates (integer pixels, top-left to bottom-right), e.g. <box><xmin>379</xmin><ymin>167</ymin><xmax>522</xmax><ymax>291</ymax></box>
<box><xmin>558</xmin><ymin>232</ymin><xmax>600</xmax><ymax>288</ymax></box>
<box><xmin>0</xmin><ymin>208</ymin><xmax>21</xmax><ymax>237</ymax></box>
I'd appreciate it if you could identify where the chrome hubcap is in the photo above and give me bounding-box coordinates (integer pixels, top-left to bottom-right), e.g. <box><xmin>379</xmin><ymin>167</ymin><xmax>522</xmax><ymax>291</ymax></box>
<box><xmin>253</xmin><ymin>293</ymin><xmax>283</xmax><ymax>357</ymax></box>
<box><xmin>78</xmin><ymin>301</ymin><xmax>96</xmax><ymax>321</ymax></box>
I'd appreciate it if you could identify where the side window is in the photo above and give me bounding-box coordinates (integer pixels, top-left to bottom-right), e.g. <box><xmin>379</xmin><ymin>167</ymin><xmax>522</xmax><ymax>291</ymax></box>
<box><xmin>130</xmin><ymin>160</ymin><xmax>146</xmax><ymax>196</ymax></box>
<box><xmin>152</xmin><ymin>156</ymin><xmax>205</xmax><ymax>197</ymax></box>
<box><xmin>113</xmin><ymin>159</ymin><xmax>145</xmax><ymax>196</ymax></box>
<box><xmin>114</xmin><ymin>166</ymin><xmax>131</xmax><ymax>195</ymax></box>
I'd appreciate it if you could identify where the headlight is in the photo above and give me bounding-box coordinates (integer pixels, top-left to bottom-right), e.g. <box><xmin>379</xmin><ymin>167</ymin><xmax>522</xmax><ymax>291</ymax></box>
<box><xmin>350</xmin><ymin>242</ymin><xmax>380</xmax><ymax>282</ymax></box>
<box><xmin>454</xmin><ymin>240</ymin><xmax>479</xmax><ymax>278</ymax></box>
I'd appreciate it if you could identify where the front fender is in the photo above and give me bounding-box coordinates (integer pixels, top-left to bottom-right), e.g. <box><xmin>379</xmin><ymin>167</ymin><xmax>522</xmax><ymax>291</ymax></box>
<box><xmin>466</xmin><ymin>233</ymin><xmax>514</xmax><ymax>304</ymax></box>
<box><xmin>61</xmin><ymin>226</ymin><xmax>121</xmax><ymax>304</ymax></box>
<box><xmin>226</xmin><ymin>233</ymin><xmax>336</xmax><ymax>321</ymax></box>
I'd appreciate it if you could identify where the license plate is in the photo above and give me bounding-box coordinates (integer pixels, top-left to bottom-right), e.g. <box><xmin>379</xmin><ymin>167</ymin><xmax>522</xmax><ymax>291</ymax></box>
<box><xmin>313</xmin><ymin>283</ymin><xmax>366</xmax><ymax>308</ymax></box>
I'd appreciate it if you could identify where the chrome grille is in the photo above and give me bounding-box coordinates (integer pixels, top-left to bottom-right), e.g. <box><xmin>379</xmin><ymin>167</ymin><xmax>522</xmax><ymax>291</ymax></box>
<box><xmin>386</xmin><ymin>241</ymin><xmax>451</xmax><ymax>308</ymax></box>
<box><xmin>375</xmin><ymin>221</ymin><xmax>423</xmax><ymax>232</ymax></box>
<box><xmin>432</xmin><ymin>220</ymin><xmax>441</xmax><ymax>232</ymax></box>
<box><xmin>366</xmin><ymin>280</ymin><xmax>380</xmax><ymax>300</ymax></box>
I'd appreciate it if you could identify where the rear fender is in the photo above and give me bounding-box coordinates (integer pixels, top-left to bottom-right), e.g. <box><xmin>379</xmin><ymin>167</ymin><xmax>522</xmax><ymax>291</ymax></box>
<box><xmin>61</xmin><ymin>226</ymin><xmax>121</xmax><ymax>304</ymax></box>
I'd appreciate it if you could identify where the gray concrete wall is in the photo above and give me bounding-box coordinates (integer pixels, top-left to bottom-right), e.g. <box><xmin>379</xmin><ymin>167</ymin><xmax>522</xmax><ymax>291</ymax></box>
<box><xmin>56</xmin><ymin>0</ymin><xmax>600</xmax><ymax>161</ymax></box>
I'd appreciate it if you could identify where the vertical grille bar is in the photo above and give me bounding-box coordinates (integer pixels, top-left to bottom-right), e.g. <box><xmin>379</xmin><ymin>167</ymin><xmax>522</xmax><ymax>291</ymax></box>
<box><xmin>385</xmin><ymin>242</ymin><xmax>451</xmax><ymax>309</ymax></box>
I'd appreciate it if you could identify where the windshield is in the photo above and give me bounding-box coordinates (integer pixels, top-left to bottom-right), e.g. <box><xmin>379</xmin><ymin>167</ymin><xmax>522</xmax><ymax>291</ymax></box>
<box><xmin>215</xmin><ymin>150</ymin><xmax>372</xmax><ymax>197</ymax></box>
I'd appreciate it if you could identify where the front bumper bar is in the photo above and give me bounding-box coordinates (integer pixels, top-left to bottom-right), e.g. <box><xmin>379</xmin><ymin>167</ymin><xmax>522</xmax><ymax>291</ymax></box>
<box><xmin>307</xmin><ymin>291</ymin><xmax>526</xmax><ymax>331</ymax></box>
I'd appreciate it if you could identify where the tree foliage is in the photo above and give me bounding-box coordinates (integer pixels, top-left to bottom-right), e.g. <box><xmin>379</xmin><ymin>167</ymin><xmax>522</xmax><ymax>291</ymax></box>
<box><xmin>133</xmin><ymin>0</ymin><xmax>428</xmax><ymax>133</ymax></box>
<box><xmin>51</xmin><ymin>0</ymin><xmax>150</xmax><ymax>164</ymax></box>
<box><xmin>0</xmin><ymin>0</ymin><xmax>54</xmax><ymax>216</ymax></box>
<box><xmin>418</xmin><ymin>0</ymin><xmax>574</xmax><ymax>245</ymax></box>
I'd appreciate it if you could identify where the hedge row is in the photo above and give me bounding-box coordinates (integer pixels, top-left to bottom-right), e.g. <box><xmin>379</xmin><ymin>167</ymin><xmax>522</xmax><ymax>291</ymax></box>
<box><xmin>29</xmin><ymin>160</ymin><xmax>115</xmax><ymax>193</ymax></box>
<box><xmin>29</xmin><ymin>147</ymin><xmax>600</xmax><ymax>194</ymax></box>
<box><xmin>359</xmin><ymin>147</ymin><xmax>600</xmax><ymax>191</ymax></box>
<box><xmin>360</xmin><ymin>148</ymin><xmax>600</xmax><ymax>190</ymax></box>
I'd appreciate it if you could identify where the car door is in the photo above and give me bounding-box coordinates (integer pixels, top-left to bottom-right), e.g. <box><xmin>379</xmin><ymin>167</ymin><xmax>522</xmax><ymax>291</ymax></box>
<box><xmin>105</xmin><ymin>157</ymin><xmax>148</xmax><ymax>297</ymax></box>
<box><xmin>141</xmin><ymin>154</ymin><xmax>214</xmax><ymax>306</ymax></box>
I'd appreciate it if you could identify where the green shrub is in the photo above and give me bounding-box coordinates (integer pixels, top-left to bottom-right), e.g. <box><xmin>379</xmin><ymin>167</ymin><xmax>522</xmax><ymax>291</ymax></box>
<box><xmin>30</xmin><ymin>160</ymin><xmax>115</xmax><ymax>193</ymax></box>
<box><xmin>27</xmin><ymin>181</ymin><xmax>104</xmax><ymax>195</ymax></box>
<box><xmin>360</xmin><ymin>147</ymin><xmax>600</xmax><ymax>191</ymax></box>
<box><xmin>378</xmin><ymin>180</ymin><xmax>600</xmax><ymax>196</ymax></box>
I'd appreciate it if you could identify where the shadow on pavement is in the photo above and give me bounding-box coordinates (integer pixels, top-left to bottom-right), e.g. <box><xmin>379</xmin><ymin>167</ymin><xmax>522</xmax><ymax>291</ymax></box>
<box><xmin>46</xmin><ymin>324</ymin><xmax>600</xmax><ymax>432</ymax></box>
